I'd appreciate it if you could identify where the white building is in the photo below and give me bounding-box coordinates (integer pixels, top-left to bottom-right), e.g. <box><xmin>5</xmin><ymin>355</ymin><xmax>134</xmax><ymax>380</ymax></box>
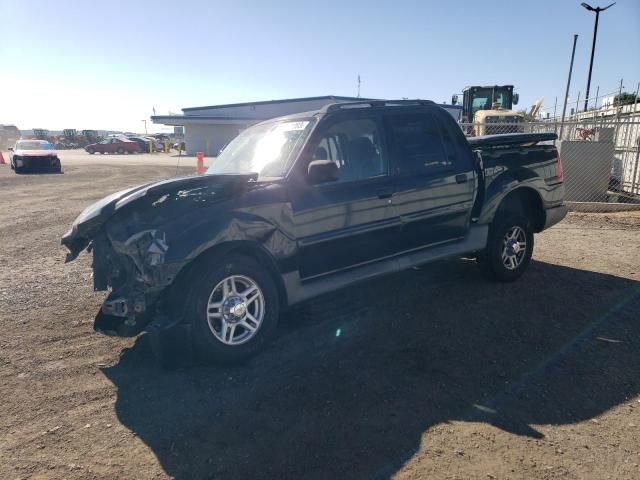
<box><xmin>151</xmin><ymin>95</ymin><xmax>371</xmax><ymax>156</ymax></box>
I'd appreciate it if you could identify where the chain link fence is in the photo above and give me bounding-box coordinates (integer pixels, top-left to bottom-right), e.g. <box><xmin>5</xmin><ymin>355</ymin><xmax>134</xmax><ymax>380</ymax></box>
<box><xmin>459</xmin><ymin>118</ymin><xmax>640</xmax><ymax>212</ymax></box>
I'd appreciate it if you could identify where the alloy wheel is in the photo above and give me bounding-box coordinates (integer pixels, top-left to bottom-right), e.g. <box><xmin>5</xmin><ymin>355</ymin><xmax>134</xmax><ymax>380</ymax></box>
<box><xmin>501</xmin><ymin>226</ymin><xmax>527</xmax><ymax>270</ymax></box>
<box><xmin>206</xmin><ymin>275</ymin><xmax>265</xmax><ymax>345</ymax></box>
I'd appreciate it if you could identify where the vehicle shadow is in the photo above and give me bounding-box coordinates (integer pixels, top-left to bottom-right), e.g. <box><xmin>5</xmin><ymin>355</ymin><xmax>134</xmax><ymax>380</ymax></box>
<box><xmin>101</xmin><ymin>260</ymin><xmax>640</xmax><ymax>479</ymax></box>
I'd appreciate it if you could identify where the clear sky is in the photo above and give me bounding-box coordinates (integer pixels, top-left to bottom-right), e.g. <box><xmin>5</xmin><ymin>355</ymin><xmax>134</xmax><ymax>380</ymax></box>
<box><xmin>2</xmin><ymin>0</ymin><xmax>639</xmax><ymax>133</ymax></box>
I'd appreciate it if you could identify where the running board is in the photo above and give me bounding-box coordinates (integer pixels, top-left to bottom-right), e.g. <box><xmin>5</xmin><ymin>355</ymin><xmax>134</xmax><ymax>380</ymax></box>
<box><xmin>283</xmin><ymin>225</ymin><xmax>488</xmax><ymax>306</ymax></box>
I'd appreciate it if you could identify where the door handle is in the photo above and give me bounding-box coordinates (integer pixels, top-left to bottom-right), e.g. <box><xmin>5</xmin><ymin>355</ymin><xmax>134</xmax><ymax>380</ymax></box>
<box><xmin>455</xmin><ymin>173</ymin><xmax>468</xmax><ymax>184</ymax></box>
<box><xmin>377</xmin><ymin>188</ymin><xmax>393</xmax><ymax>199</ymax></box>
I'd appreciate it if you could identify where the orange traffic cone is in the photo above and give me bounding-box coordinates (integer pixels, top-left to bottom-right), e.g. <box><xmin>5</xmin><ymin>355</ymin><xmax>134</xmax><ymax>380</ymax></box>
<box><xmin>0</xmin><ymin>152</ymin><xmax>6</xmax><ymax>165</ymax></box>
<box><xmin>196</xmin><ymin>152</ymin><xmax>205</xmax><ymax>174</ymax></box>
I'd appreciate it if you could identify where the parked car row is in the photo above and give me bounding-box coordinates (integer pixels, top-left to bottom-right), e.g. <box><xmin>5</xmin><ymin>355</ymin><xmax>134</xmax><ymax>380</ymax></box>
<box><xmin>84</xmin><ymin>135</ymin><xmax>180</xmax><ymax>154</ymax></box>
<box><xmin>123</xmin><ymin>136</ymin><xmax>152</xmax><ymax>153</ymax></box>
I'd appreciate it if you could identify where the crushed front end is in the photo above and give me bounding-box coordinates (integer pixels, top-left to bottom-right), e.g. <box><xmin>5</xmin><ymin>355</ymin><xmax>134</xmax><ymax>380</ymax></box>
<box><xmin>88</xmin><ymin>227</ymin><xmax>176</xmax><ymax>337</ymax></box>
<box><xmin>60</xmin><ymin>184</ymin><xmax>185</xmax><ymax>338</ymax></box>
<box><xmin>61</xmin><ymin>173</ymin><xmax>258</xmax><ymax>340</ymax></box>
<box><xmin>14</xmin><ymin>153</ymin><xmax>62</xmax><ymax>172</ymax></box>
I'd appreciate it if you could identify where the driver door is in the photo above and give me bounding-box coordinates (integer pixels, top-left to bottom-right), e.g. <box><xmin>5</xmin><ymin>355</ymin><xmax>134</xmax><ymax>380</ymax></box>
<box><xmin>290</xmin><ymin>112</ymin><xmax>400</xmax><ymax>280</ymax></box>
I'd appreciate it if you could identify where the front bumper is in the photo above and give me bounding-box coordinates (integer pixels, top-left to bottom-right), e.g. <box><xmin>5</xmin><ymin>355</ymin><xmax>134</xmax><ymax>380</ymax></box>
<box><xmin>14</xmin><ymin>156</ymin><xmax>61</xmax><ymax>171</ymax></box>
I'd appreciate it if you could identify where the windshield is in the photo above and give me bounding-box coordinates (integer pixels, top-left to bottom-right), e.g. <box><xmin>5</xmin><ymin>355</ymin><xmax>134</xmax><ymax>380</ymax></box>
<box><xmin>470</xmin><ymin>88</ymin><xmax>513</xmax><ymax>116</ymax></box>
<box><xmin>16</xmin><ymin>141</ymin><xmax>53</xmax><ymax>150</ymax></box>
<box><xmin>207</xmin><ymin>119</ymin><xmax>314</xmax><ymax>178</ymax></box>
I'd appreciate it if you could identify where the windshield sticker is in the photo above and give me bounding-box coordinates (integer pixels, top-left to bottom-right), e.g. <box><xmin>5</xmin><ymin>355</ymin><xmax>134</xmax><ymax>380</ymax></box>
<box><xmin>275</xmin><ymin>121</ymin><xmax>309</xmax><ymax>132</ymax></box>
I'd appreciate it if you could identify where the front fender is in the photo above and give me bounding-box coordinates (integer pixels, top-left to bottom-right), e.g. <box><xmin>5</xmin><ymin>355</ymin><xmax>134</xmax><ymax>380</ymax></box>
<box><xmin>99</xmin><ymin>178</ymin><xmax>297</xmax><ymax>296</ymax></box>
<box><xmin>163</xmin><ymin>207</ymin><xmax>296</xmax><ymax>266</ymax></box>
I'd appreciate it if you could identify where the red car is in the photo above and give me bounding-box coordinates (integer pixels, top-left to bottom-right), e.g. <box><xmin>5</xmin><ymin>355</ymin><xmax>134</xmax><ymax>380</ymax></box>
<box><xmin>85</xmin><ymin>138</ymin><xmax>141</xmax><ymax>154</ymax></box>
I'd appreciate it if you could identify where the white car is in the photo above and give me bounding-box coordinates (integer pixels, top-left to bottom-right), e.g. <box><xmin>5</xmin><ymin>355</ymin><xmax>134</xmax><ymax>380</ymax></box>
<box><xmin>9</xmin><ymin>140</ymin><xmax>62</xmax><ymax>174</ymax></box>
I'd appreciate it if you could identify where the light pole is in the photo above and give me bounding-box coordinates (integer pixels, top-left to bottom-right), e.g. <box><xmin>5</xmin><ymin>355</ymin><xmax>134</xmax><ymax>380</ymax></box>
<box><xmin>141</xmin><ymin>120</ymin><xmax>147</xmax><ymax>135</ymax></box>
<box><xmin>560</xmin><ymin>34</ymin><xmax>579</xmax><ymax>141</ymax></box>
<box><xmin>581</xmin><ymin>2</ymin><xmax>615</xmax><ymax>112</ymax></box>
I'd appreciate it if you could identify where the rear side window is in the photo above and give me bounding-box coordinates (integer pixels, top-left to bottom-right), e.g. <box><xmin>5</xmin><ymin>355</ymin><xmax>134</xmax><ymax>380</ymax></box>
<box><xmin>385</xmin><ymin>111</ymin><xmax>452</xmax><ymax>175</ymax></box>
<box><xmin>431</xmin><ymin>107</ymin><xmax>473</xmax><ymax>170</ymax></box>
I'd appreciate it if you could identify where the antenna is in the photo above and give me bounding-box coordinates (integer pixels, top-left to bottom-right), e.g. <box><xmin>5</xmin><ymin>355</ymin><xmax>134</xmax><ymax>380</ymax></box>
<box><xmin>357</xmin><ymin>74</ymin><xmax>361</xmax><ymax>98</ymax></box>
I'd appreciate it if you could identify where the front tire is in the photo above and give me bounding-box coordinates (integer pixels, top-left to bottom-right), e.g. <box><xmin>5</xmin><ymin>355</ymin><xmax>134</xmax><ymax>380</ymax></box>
<box><xmin>183</xmin><ymin>254</ymin><xmax>279</xmax><ymax>363</ymax></box>
<box><xmin>117</xmin><ymin>147</ymin><xmax>125</xmax><ymax>154</ymax></box>
<box><xmin>87</xmin><ymin>148</ymin><xmax>95</xmax><ymax>154</ymax></box>
<box><xmin>478</xmin><ymin>214</ymin><xmax>534</xmax><ymax>282</ymax></box>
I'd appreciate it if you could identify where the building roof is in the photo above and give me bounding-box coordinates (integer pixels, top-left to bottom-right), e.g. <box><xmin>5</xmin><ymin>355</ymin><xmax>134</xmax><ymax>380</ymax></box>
<box><xmin>181</xmin><ymin>95</ymin><xmax>377</xmax><ymax>112</ymax></box>
<box><xmin>152</xmin><ymin>115</ymin><xmax>258</xmax><ymax>122</ymax></box>
<box><xmin>150</xmin><ymin>115</ymin><xmax>258</xmax><ymax>126</ymax></box>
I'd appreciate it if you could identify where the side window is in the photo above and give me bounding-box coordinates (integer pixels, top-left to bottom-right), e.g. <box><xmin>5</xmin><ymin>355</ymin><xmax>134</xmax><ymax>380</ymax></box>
<box><xmin>432</xmin><ymin>107</ymin><xmax>473</xmax><ymax>170</ymax></box>
<box><xmin>311</xmin><ymin>118</ymin><xmax>387</xmax><ymax>183</ymax></box>
<box><xmin>386</xmin><ymin>111</ymin><xmax>452</xmax><ymax>175</ymax></box>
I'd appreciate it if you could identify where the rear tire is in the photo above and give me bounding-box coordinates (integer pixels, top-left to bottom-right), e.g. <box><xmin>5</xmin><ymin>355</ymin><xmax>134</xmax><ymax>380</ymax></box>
<box><xmin>478</xmin><ymin>214</ymin><xmax>534</xmax><ymax>282</ymax></box>
<box><xmin>182</xmin><ymin>253</ymin><xmax>279</xmax><ymax>364</ymax></box>
<box><xmin>117</xmin><ymin>147</ymin><xmax>125</xmax><ymax>154</ymax></box>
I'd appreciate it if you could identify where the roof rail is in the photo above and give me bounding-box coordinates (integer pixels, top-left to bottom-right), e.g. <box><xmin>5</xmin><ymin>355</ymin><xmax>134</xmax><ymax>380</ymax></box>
<box><xmin>321</xmin><ymin>99</ymin><xmax>435</xmax><ymax>113</ymax></box>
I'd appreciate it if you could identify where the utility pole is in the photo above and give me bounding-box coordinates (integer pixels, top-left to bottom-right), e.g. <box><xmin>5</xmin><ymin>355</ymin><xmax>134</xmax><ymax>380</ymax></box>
<box><xmin>357</xmin><ymin>74</ymin><xmax>361</xmax><ymax>98</ymax></box>
<box><xmin>559</xmin><ymin>34</ymin><xmax>579</xmax><ymax>141</ymax></box>
<box><xmin>581</xmin><ymin>2</ymin><xmax>616</xmax><ymax>112</ymax></box>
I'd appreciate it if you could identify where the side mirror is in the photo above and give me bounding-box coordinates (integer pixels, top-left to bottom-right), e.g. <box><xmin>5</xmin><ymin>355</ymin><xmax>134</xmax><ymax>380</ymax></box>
<box><xmin>8</xmin><ymin>147</ymin><xmax>13</xmax><ymax>151</ymax></box>
<box><xmin>451</xmin><ymin>94</ymin><xmax>459</xmax><ymax>105</ymax></box>
<box><xmin>513</xmin><ymin>93</ymin><xmax>519</xmax><ymax>105</ymax></box>
<box><xmin>308</xmin><ymin>160</ymin><xmax>339</xmax><ymax>184</ymax></box>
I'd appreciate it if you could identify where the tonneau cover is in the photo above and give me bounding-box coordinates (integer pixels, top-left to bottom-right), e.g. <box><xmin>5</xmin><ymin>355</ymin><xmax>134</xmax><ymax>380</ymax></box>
<box><xmin>467</xmin><ymin>132</ymin><xmax>557</xmax><ymax>149</ymax></box>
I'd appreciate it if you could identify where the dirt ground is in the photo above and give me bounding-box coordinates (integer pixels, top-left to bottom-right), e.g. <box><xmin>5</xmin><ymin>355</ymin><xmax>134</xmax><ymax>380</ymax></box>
<box><xmin>1</xmin><ymin>159</ymin><xmax>639</xmax><ymax>480</ymax></box>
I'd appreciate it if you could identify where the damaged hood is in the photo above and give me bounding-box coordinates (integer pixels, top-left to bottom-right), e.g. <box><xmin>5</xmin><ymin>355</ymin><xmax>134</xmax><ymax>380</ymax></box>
<box><xmin>61</xmin><ymin>173</ymin><xmax>258</xmax><ymax>261</ymax></box>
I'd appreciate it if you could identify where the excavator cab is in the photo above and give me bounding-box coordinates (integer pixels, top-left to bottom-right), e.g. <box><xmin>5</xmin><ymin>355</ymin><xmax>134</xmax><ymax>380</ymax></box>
<box><xmin>452</xmin><ymin>85</ymin><xmax>523</xmax><ymax>136</ymax></box>
<box><xmin>33</xmin><ymin>129</ymin><xmax>51</xmax><ymax>141</ymax></box>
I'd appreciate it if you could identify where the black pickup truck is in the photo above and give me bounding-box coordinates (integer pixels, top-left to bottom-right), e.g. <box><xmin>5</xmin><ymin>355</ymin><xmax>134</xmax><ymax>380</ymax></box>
<box><xmin>62</xmin><ymin>100</ymin><xmax>566</xmax><ymax>363</ymax></box>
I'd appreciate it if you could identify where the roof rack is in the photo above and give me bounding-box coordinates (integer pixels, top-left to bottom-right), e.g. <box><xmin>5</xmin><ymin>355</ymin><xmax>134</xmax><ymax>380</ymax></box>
<box><xmin>321</xmin><ymin>99</ymin><xmax>435</xmax><ymax>113</ymax></box>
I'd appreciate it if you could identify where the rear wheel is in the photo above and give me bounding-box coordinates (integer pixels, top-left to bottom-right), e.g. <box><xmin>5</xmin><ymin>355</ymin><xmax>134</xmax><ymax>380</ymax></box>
<box><xmin>183</xmin><ymin>254</ymin><xmax>279</xmax><ymax>363</ymax></box>
<box><xmin>117</xmin><ymin>147</ymin><xmax>125</xmax><ymax>154</ymax></box>
<box><xmin>478</xmin><ymin>214</ymin><xmax>534</xmax><ymax>282</ymax></box>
